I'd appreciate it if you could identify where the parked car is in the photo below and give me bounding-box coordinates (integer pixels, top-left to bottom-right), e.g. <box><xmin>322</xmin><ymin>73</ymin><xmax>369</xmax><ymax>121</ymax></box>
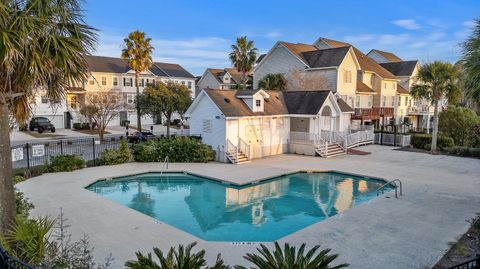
<box><xmin>29</xmin><ymin>117</ymin><xmax>56</xmax><ymax>133</ymax></box>
<box><xmin>127</xmin><ymin>131</ymin><xmax>155</xmax><ymax>143</ymax></box>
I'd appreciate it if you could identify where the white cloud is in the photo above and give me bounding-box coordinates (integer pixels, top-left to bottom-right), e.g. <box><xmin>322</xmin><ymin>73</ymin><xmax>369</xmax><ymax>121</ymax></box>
<box><xmin>265</xmin><ymin>31</ymin><xmax>283</xmax><ymax>38</ymax></box>
<box><xmin>378</xmin><ymin>34</ymin><xmax>410</xmax><ymax>45</ymax></box>
<box><xmin>462</xmin><ymin>20</ymin><xmax>476</xmax><ymax>28</ymax></box>
<box><xmin>392</xmin><ymin>19</ymin><xmax>421</xmax><ymax>30</ymax></box>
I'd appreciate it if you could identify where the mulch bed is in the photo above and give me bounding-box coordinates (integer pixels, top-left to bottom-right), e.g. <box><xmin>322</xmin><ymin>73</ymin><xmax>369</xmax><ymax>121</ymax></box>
<box><xmin>432</xmin><ymin>217</ymin><xmax>480</xmax><ymax>268</ymax></box>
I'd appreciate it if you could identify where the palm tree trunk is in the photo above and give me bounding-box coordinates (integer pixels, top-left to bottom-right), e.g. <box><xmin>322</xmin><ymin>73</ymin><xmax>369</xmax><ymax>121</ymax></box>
<box><xmin>135</xmin><ymin>72</ymin><xmax>142</xmax><ymax>131</ymax></box>
<box><xmin>242</xmin><ymin>71</ymin><xmax>247</xmax><ymax>89</ymax></box>
<box><xmin>431</xmin><ymin>100</ymin><xmax>440</xmax><ymax>153</ymax></box>
<box><xmin>0</xmin><ymin>102</ymin><xmax>16</xmax><ymax>234</ymax></box>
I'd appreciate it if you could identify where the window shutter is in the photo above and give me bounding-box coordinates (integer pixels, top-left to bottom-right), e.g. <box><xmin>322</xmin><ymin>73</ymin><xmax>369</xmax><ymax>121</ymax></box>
<box><xmin>130</xmin><ymin>78</ymin><xmax>133</xmax><ymax>86</ymax></box>
<box><xmin>123</xmin><ymin>77</ymin><xmax>126</xmax><ymax>86</ymax></box>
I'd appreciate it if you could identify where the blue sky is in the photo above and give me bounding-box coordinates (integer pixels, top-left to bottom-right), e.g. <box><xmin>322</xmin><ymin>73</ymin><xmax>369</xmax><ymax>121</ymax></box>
<box><xmin>84</xmin><ymin>0</ymin><xmax>479</xmax><ymax>76</ymax></box>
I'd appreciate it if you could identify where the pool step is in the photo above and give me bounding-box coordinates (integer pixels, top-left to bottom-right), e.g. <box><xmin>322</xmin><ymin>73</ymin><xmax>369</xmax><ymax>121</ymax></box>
<box><xmin>315</xmin><ymin>143</ymin><xmax>347</xmax><ymax>158</ymax></box>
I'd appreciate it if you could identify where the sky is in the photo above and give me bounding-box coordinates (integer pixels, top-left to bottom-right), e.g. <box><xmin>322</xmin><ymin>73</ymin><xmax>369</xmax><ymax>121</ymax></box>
<box><xmin>83</xmin><ymin>0</ymin><xmax>479</xmax><ymax>76</ymax></box>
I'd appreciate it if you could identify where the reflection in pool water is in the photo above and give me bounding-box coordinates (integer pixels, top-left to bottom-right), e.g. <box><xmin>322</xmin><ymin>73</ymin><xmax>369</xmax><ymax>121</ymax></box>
<box><xmin>87</xmin><ymin>172</ymin><xmax>390</xmax><ymax>241</ymax></box>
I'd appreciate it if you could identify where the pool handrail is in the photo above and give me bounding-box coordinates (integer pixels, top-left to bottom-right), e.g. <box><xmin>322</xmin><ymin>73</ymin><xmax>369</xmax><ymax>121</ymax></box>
<box><xmin>377</xmin><ymin>179</ymin><xmax>403</xmax><ymax>198</ymax></box>
<box><xmin>159</xmin><ymin>156</ymin><xmax>169</xmax><ymax>178</ymax></box>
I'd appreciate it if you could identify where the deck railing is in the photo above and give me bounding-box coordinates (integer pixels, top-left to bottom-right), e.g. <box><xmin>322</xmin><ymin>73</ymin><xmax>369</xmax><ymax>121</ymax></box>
<box><xmin>446</xmin><ymin>255</ymin><xmax>480</xmax><ymax>269</ymax></box>
<box><xmin>238</xmin><ymin>138</ymin><xmax>250</xmax><ymax>160</ymax></box>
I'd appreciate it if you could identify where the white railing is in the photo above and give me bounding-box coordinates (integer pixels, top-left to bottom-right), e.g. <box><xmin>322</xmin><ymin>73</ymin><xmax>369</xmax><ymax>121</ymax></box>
<box><xmin>320</xmin><ymin>130</ymin><xmax>347</xmax><ymax>151</ymax></box>
<box><xmin>374</xmin><ymin>133</ymin><xmax>411</xmax><ymax>147</ymax></box>
<box><xmin>345</xmin><ymin>129</ymin><xmax>374</xmax><ymax>148</ymax></box>
<box><xmin>226</xmin><ymin>139</ymin><xmax>238</xmax><ymax>163</ymax></box>
<box><xmin>238</xmin><ymin>138</ymin><xmax>250</xmax><ymax>160</ymax></box>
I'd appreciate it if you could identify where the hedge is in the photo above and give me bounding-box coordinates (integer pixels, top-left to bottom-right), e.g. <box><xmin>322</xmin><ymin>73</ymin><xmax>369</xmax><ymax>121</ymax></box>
<box><xmin>48</xmin><ymin>155</ymin><xmax>85</xmax><ymax>172</ymax></box>
<box><xmin>411</xmin><ymin>134</ymin><xmax>454</xmax><ymax>151</ymax></box>
<box><xmin>447</xmin><ymin>146</ymin><xmax>480</xmax><ymax>158</ymax></box>
<box><xmin>133</xmin><ymin>137</ymin><xmax>215</xmax><ymax>163</ymax></box>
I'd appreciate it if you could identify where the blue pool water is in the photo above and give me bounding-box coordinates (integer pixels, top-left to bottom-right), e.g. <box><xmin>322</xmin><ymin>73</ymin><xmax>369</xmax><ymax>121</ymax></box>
<box><xmin>87</xmin><ymin>172</ymin><xmax>390</xmax><ymax>242</ymax></box>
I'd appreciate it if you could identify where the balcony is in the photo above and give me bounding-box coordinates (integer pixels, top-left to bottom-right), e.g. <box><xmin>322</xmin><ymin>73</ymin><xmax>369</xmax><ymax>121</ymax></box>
<box><xmin>352</xmin><ymin>107</ymin><xmax>394</xmax><ymax>121</ymax></box>
<box><xmin>407</xmin><ymin>106</ymin><xmax>431</xmax><ymax>115</ymax></box>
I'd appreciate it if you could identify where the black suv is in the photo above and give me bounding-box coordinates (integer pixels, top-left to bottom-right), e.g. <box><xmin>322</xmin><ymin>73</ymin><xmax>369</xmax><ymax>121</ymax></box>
<box><xmin>127</xmin><ymin>131</ymin><xmax>155</xmax><ymax>143</ymax></box>
<box><xmin>29</xmin><ymin>117</ymin><xmax>56</xmax><ymax>133</ymax></box>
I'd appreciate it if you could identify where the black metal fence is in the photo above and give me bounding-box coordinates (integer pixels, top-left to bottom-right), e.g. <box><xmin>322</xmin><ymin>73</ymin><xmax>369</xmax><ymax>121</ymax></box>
<box><xmin>0</xmin><ymin>246</ymin><xmax>35</xmax><ymax>269</ymax></box>
<box><xmin>446</xmin><ymin>255</ymin><xmax>480</xmax><ymax>269</ymax></box>
<box><xmin>11</xmin><ymin>135</ymin><xmax>124</xmax><ymax>169</ymax></box>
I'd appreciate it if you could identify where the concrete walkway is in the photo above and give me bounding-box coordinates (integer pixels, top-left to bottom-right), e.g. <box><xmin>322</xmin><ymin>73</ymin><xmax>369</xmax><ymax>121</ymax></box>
<box><xmin>16</xmin><ymin>145</ymin><xmax>480</xmax><ymax>268</ymax></box>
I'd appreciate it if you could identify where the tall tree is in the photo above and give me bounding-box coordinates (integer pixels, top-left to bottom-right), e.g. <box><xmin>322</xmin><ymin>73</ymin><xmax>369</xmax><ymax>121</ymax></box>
<box><xmin>462</xmin><ymin>18</ymin><xmax>480</xmax><ymax>104</ymax></box>
<box><xmin>85</xmin><ymin>89</ymin><xmax>123</xmax><ymax>140</ymax></box>
<box><xmin>121</xmin><ymin>31</ymin><xmax>154</xmax><ymax>131</ymax></box>
<box><xmin>258</xmin><ymin>73</ymin><xmax>287</xmax><ymax>91</ymax></box>
<box><xmin>229</xmin><ymin>36</ymin><xmax>257</xmax><ymax>89</ymax></box>
<box><xmin>137</xmin><ymin>82</ymin><xmax>192</xmax><ymax>137</ymax></box>
<box><xmin>0</xmin><ymin>0</ymin><xmax>97</xmax><ymax>234</ymax></box>
<box><xmin>411</xmin><ymin>61</ymin><xmax>459</xmax><ymax>153</ymax></box>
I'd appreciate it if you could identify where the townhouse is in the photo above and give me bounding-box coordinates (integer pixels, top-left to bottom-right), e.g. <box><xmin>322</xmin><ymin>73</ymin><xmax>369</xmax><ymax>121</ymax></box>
<box><xmin>196</xmin><ymin>68</ymin><xmax>244</xmax><ymax>91</ymax></box>
<box><xmin>32</xmin><ymin>55</ymin><xmax>195</xmax><ymax>129</ymax></box>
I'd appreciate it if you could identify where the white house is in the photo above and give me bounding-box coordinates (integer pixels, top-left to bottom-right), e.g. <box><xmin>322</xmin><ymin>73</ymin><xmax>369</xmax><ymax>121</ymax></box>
<box><xmin>31</xmin><ymin>55</ymin><xmax>196</xmax><ymax>129</ymax></box>
<box><xmin>185</xmin><ymin>89</ymin><xmax>374</xmax><ymax>164</ymax></box>
<box><xmin>196</xmin><ymin>68</ymin><xmax>244</xmax><ymax>91</ymax></box>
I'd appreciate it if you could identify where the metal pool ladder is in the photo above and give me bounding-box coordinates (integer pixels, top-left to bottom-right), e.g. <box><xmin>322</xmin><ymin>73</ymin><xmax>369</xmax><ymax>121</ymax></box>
<box><xmin>377</xmin><ymin>179</ymin><xmax>403</xmax><ymax>198</ymax></box>
<box><xmin>159</xmin><ymin>156</ymin><xmax>169</xmax><ymax>178</ymax></box>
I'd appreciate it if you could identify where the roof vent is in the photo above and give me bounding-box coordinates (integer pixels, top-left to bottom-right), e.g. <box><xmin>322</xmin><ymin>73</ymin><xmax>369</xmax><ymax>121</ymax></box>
<box><xmin>224</xmin><ymin>98</ymin><xmax>230</xmax><ymax>103</ymax></box>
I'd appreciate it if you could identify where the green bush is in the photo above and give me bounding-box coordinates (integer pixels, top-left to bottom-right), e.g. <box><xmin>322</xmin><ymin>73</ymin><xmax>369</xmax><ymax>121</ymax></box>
<box><xmin>439</xmin><ymin>106</ymin><xmax>480</xmax><ymax>147</ymax></box>
<box><xmin>133</xmin><ymin>137</ymin><xmax>215</xmax><ymax>163</ymax></box>
<box><xmin>100</xmin><ymin>138</ymin><xmax>133</xmax><ymax>165</ymax></box>
<box><xmin>411</xmin><ymin>134</ymin><xmax>454</xmax><ymax>151</ymax></box>
<box><xmin>447</xmin><ymin>146</ymin><xmax>480</xmax><ymax>158</ymax></box>
<box><xmin>48</xmin><ymin>155</ymin><xmax>85</xmax><ymax>172</ymax></box>
<box><xmin>15</xmin><ymin>190</ymin><xmax>34</xmax><ymax>218</ymax></box>
<box><xmin>13</xmin><ymin>175</ymin><xmax>25</xmax><ymax>184</ymax></box>
<box><xmin>13</xmin><ymin>166</ymin><xmax>45</xmax><ymax>178</ymax></box>
<box><xmin>73</xmin><ymin>122</ymin><xmax>82</xmax><ymax>130</ymax></box>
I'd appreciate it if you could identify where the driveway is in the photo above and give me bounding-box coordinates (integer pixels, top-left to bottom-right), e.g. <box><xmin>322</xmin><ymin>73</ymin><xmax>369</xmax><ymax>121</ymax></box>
<box><xmin>16</xmin><ymin>145</ymin><xmax>480</xmax><ymax>268</ymax></box>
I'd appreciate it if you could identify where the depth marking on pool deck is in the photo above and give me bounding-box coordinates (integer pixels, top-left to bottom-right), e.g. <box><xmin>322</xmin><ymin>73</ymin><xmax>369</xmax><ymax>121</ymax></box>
<box><xmin>230</xmin><ymin>242</ymin><xmax>257</xmax><ymax>246</ymax></box>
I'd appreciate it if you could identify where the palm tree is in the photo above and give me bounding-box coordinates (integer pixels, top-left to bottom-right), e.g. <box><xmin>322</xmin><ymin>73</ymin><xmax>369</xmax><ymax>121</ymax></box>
<box><xmin>235</xmin><ymin>242</ymin><xmax>348</xmax><ymax>269</ymax></box>
<box><xmin>258</xmin><ymin>73</ymin><xmax>287</xmax><ymax>91</ymax></box>
<box><xmin>125</xmin><ymin>242</ymin><xmax>229</xmax><ymax>269</ymax></box>
<box><xmin>122</xmin><ymin>31</ymin><xmax>154</xmax><ymax>131</ymax></box>
<box><xmin>0</xmin><ymin>0</ymin><xmax>97</xmax><ymax>234</ymax></box>
<box><xmin>462</xmin><ymin>18</ymin><xmax>480</xmax><ymax>104</ymax></box>
<box><xmin>411</xmin><ymin>61</ymin><xmax>459</xmax><ymax>153</ymax></box>
<box><xmin>229</xmin><ymin>36</ymin><xmax>257</xmax><ymax>89</ymax></box>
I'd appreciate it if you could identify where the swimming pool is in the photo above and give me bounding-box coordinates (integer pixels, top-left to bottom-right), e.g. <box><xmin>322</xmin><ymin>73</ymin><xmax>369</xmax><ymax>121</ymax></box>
<box><xmin>87</xmin><ymin>171</ymin><xmax>391</xmax><ymax>242</ymax></box>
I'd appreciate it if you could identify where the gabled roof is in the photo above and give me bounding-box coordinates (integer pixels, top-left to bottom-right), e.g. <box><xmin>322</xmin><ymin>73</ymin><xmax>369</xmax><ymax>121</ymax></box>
<box><xmin>380</xmin><ymin>61</ymin><xmax>418</xmax><ymax>77</ymax></box>
<box><xmin>352</xmin><ymin>48</ymin><xmax>397</xmax><ymax>79</ymax></box>
<box><xmin>235</xmin><ymin>89</ymin><xmax>259</xmax><ymax>97</ymax></box>
<box><xmin>224</xmin><ymin>68</ymin><xmax>244</xmax><ymax>84</ymax></box>
<box><xmin>283</xmin><ymin>91</ymin><xmax>330</xmax><ymax>115</ymax></box>
<box><xmin>205</xmin><ymin>68</ymin><xmax>243</xmax><ymax>84</ymax></box>
<box><xmin>85</xmin><ymin>55</ymin><xmax>194</xmax><ymax>78</ymax></box>
<box><xmin>397</xmin><ymin>84</ymin><xmax>410</xmax><ymax>95</ymax></box>
<box><xmin>256</xmin><ymin>54</ymin><xmax>266</xmax><ymax>64</ymax></box>
<box><xmin>368</xmin><ymin>49</ymin><xmax>402</xmax><ymax>62</ymax></box>
<box><xmin>316</xmin><ymin>37</ymin><xmax>351</xmax><ymax>48</ymax></box>
<box><xmin>280</xmin><ymin>42</ymin><xmax>318</xmax><ymax>64</ymax></box>
<box><xmin>204</xmin><ymin>90</ymin><xmax>288</xmax><ymax>117</ymax></box>
<box><xmin>337</xmin><ymin>98</ymin><xmax>354</xmax><ymax>112</ymax></box>
<box><xmin>356</xmin><ymin>80</ymin><xmax>376</xmax><ymax>94</ymax></box>
<box><xmin>301</xmin><ymin>47</ymin><xmax>351</xmax><ymax>68</ymax></box>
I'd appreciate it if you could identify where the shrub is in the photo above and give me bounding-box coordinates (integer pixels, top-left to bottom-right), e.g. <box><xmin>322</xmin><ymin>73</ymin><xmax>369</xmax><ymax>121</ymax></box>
<box><xmin>15</xmin><ymin>190</ymin><xmax>34</xmax><ymax>218</ymax></box>
<box><xmin>447</xmin><ymin>146</ymin><xmax>480</xmax><ymax>158</ymax></box>
<box><xmin>439</xmin><ymin>106</ymin><xmax>480</xmax><ymax>146</ymax></box>
<box><xmin>411</xmin><ymin>134</ymin><xmax>454</xmax><ymax>151</ymax></box>
<box><xmin>99</xmin><ymin>138</ymin><xmax>133</xmax><ymax>165</ymax></box>
<box><xmin>13</xmin><ymin>175</ymin><xmax>25</xmax><ymax>184</ymax></box>
<box><xmin>13</xmin><ymin>166</ymin><xmax>45</xmax><ymax>178</ymax></box>
<box><xmin>48</xmin><ymin>155</ymin><xmax>85</xmax><ymax>172</ymax></box>
<box><xmin>73</xmin><ymin>122</ymin><xmax>82</xmax><ymax>130</ymax></box>
<box><xmin>133</xmin><ymin>137</ymin><xmax>215</xmax><ymax>163</ymax></box>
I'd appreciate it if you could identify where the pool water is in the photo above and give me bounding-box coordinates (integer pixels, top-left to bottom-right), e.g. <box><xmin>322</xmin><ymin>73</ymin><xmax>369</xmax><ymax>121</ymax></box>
<box><xmin>87</xmin><ymin>172</ymin><xmax>391</xmax><ymax>242</ymax></box>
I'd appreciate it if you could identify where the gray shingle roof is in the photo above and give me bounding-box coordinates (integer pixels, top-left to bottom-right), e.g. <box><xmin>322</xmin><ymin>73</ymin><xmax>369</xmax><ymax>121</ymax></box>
<box><xmin>85</xmin><ymin>55</ymin><xmax>194</xmax><ymax>78</ymax></box>
<box><xmin>283</xmin><ymin>91</ymin><xmax>330</xmax><ymax>115</ymax></box>
<box><xmin>300</xmin><ymin>47</ymin><xmax>350</xmax><ymax>68</ymax></box>
<box><xmin>380</xmin><ymin>61</ymin><xmax>418</xmax><ymax>77</ymax></box>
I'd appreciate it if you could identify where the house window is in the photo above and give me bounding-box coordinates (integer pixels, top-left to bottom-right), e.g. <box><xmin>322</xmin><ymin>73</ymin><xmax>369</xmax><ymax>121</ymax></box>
<box><xmin>355</xmin><ymin>96</ymin><xmax>360</xmax><ymax>108</ymax></box>
<box><xmin>89</xmin><ymin>77</ymin><xmax>95</xmax><ymax>85</ymax></box>
<box><xmin>152</xmin><ymin>79</ymin><xmax>155</xmax><ymax>85</ymax></box>
<box><xmin>398</xmin><ymin>96</ymin><xmax>401</xmax><ymax>105</ymax></box>
<box><xmin>255</xmin><ymin>99</ymin><xmax>261</xmax><ymax>107</ymax></box>
<box><xmin>368</xmin><ymin>96</ymin><xmax>373</xmax><ymax>107</ymax></box>
<box><xmin>113</xmin><ymin>77</ymin><xmax>118</xmax><ymax>86</ymax></box>
<box><xmin>382</xmin><ymin>95</ymin><xmax>386</xmax><ymax>107</ymax></box>
<box><xmin>405</xmin><ymin>97</ymin><xmax>409</xmax><ymax>106</ymax></box>
<box><xmin>188</xmin><ymin>81</ymin><xmax>192</xmax><ymax>89</ymax></box>
<box><xmin>202</xmin><ymin>119</ymin><xmax>212</xmax><ymax>133</ymax></box>
<box><xmin>343</xmin><ymin>70</ymin><xmax>352</xmax><ymax>83</ymax></box>
<box><xmin>41</xmin><ymin>96</ymin><xmax>49</xmax><ymax>104</ymax></box>
<box><xmin>391</xmin><ymin>96</ymin><xmax>395</xmax><ymax>106</ymax></box>
<box><xmin>393</xmin><ymin>83</ymin><xmax>396</xmax><ymax>90</ymax></box>
<box><xmin>124</xmin><ymin>78</ymin><xmax>132</xmax><ymax>87</ymax></box>
<box><xmin>127</xmin><ymin>94</ymin><xmax>135</xmax><ymax>104</ymax></box>
<box><xmin>181</xmin><ymin>81</ymin><xmax>185</xmax><ymax>85</ymax></box>
<box><xmin>383</xmin><ymin>82</ymin><xmax>387</xmax><ymax>89</ymax></box>
<box><xmin>101</xmin><ymin>76</ymin><xmax>107</xmax><ymax>86</ymax></box>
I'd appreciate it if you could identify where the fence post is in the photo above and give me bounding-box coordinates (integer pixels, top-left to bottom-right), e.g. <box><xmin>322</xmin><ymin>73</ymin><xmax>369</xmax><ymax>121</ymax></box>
<box><xmin>92</xmin><ymin>138</ymin><xmax>96</xmax><ymax>166</ymax></box>
<box><xmin>60</xmin><ymin>140</ymin><xmax>63</xmax><ymax>155</ymax></box>
<box><xmin>26</xmin><ymin>143</ymin><xmax>30</xmax><ymax>169</ymax></box>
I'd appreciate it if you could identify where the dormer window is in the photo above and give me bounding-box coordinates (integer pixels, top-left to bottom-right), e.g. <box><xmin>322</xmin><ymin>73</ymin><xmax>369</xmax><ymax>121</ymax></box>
<box><xmin>256</xmin><ymin>100</ymin><xmax>261</xmax><ymax>107</ymax></box>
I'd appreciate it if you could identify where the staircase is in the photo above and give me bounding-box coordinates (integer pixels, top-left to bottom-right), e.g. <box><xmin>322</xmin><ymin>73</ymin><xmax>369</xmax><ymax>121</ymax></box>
<box><xmin>315</xmin><ymin>143</ymin><xmax>347</xmax><ymax>158</ymax></box>
<box><xmin>226</xmin><ymin>150</ymin><xmax>250</xmax><ymax>164</ymax></box>
<box><xmin>226</xmin><ymin>139</ymin><xmax>251</xmax><ymax>164</ymax></box>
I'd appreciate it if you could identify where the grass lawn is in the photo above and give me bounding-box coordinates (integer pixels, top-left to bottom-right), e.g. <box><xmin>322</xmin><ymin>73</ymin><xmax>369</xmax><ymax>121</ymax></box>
<box><xmin>22</xmin><ymin>131</ymin><xmax>65</xmax><ymax>138</ymax></box>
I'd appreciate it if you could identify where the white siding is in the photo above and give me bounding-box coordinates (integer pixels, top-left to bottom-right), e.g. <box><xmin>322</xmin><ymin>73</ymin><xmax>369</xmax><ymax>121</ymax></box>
<box><xmin>197</xmin><ymin>72</ymin><xmax>221</xmax><ymax>91</ymax></box>
<box><xmin>188</xmin><ymin>95</ymin><xmax>226</xmax><ymax>151</ymax></box>
<box><xmin>253</xmin><ymin>45</ymin><xmax>306</xmax><ymax>88</ymax></box>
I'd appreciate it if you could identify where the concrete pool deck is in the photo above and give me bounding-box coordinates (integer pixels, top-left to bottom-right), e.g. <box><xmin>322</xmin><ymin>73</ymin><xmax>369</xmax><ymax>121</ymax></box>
<box><xmin>17</xmin><ymin>145</ymin><xmax>480</xmax><ymax>268</ymax></box>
